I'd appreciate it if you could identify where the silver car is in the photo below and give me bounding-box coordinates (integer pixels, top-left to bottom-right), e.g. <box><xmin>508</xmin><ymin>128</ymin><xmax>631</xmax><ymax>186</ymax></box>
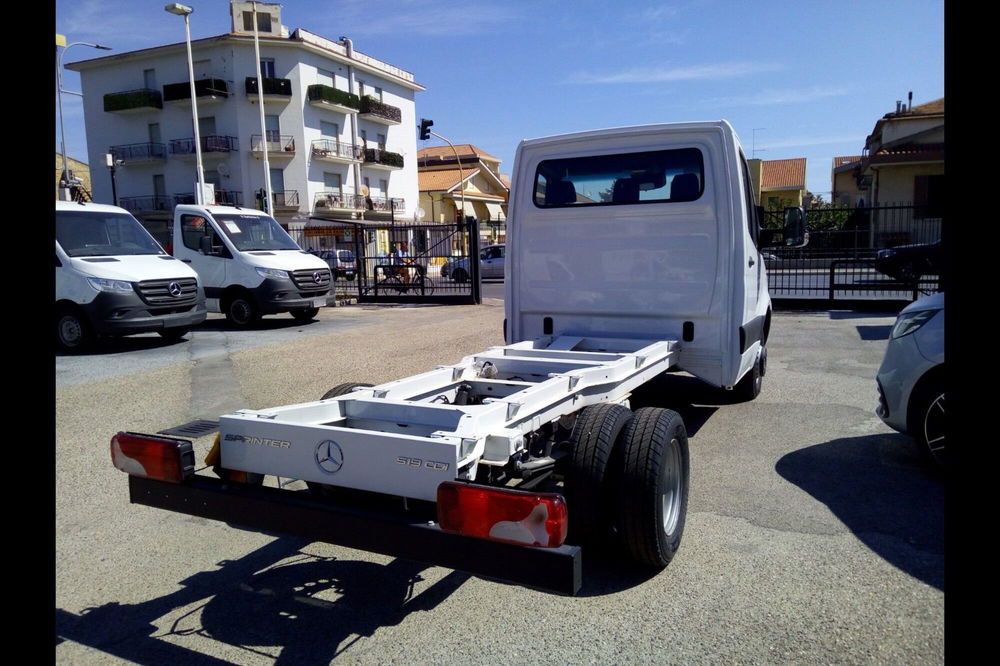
<box><xmin>443</xmin><ymin>244</ymin><xmax>505</xmax><ymax>282</ymax></box>
<box><xmin>875</xmin><ymin>292</ymin><xmax>945</xmax><ymax>467</ymax></box>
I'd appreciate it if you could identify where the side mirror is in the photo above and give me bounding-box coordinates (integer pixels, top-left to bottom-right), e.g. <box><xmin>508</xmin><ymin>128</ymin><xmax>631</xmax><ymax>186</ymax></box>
<box><xmin>199</xmin><ymin>235</ymin><xmax>218</xmax><ymax>256</ymax></box>
<box><xmin>760</xmin><ymin>206</ymin><xmax>809</xmax><ymax>248</ymax></box>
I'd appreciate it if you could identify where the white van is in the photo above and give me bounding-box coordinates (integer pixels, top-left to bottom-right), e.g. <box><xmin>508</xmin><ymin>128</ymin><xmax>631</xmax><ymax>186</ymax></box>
<box><xmin>55</xmin><ymin>201</ymin><xmax>207</xmax><ymax>351</ymax></box>
<box><xmin>171</xmin><ymin>205</ymin><xmax>332</xmax><ymax>326</ymax></box>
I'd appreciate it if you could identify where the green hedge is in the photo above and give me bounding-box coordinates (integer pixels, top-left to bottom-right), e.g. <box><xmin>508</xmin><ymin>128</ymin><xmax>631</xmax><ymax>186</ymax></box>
<box><xmin>104</xmin><ymin>89</ymin><xmax>163</xmax><ymax>112</ymax></box>
<box><xmin>365</xmin><ymin>148</ymin><xmax>404</xmax><ymax>168</ymax></box>
<box><xmin>360</xmin><ymin>95</ymin><xmax>402</xmax><ymax>123</ymax></box>
<box><xmin>307</xmin><ymin>84</ymin><xmax>361</xmax><ymax>110</ymax></box>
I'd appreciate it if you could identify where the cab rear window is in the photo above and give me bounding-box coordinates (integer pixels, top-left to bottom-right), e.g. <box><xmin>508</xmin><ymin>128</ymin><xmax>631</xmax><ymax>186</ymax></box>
<box><xmin>534</xmin><ymin>148</ymin><xmax>704</xmax><ymax>208</ymax></box>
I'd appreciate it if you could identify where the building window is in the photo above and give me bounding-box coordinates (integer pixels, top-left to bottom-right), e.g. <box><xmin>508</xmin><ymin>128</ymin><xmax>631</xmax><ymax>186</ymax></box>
<box><xmin>260</xmin><ymin>58</ymin><xmax>276</xmax><ymax>79</ymax></box>
<box><xmin>913</xmin><ymin>174</ymin><xmax>943</xmax><ymax>219</ymax></box>
<box><xmin>243</xmin><ymin>10</ymin><xmax>272</xmax><ymax>32</ymax></box>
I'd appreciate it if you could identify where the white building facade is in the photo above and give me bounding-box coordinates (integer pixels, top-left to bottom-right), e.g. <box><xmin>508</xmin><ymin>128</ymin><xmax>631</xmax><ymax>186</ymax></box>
<box><xmin>66</xmin><ymin>2</ymin><xmax>423</xmax><ymax>232</ymax></box>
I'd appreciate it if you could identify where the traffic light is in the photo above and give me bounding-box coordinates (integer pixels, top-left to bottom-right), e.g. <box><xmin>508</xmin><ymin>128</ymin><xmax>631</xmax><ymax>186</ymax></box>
<box><xmin>419</xmin><ymin>118</ymin><xmax>434</xmax><ymax>141</ymax></box>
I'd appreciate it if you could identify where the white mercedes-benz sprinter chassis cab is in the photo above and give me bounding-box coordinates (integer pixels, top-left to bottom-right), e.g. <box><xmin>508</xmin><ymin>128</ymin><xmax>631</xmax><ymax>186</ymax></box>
<box><xmin>111</xmin><ymin>122</ymin><xmax>807</xmax><ymax>595</ymax></box>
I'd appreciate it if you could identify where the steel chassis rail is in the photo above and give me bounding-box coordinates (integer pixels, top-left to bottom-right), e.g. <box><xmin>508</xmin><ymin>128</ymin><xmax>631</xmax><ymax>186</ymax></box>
<box><xmin>129</xmin><ymin>474</ymin><xmax>583</xmax><ymax>595</ymax></box>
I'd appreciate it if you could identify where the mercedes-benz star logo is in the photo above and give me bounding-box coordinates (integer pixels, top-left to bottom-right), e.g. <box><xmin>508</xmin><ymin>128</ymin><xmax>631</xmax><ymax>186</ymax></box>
<box><xmin>315</xmin><ymin>439</ymin><xmax>344</xmax><ymax>474</ymax></box>
<box><xmin>313</xmin><ymin>271</ymin><xmax>325</xmax><ymax>284</ymax></box>
<box><xmin>168</xmin><ymin>281</ymin><xmax>183</xmax><ymax>297</ymax></box>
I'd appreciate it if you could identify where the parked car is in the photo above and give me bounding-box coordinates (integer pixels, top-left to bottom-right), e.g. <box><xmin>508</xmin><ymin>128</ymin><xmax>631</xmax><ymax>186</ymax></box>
<box><xmin>442</xmin><ymin>244</ymin><xmax>505</xmax><ymax>282</ymax></box>
<box><xmin>313</xmin><ymin>249</ymin><xmax>356</xmax><ymax>280</ymax></box>
<box><xmin>875</xmin><ymin>292</ymin><xmax>945</xmax><ymax>468</ymax></box>
<box><xmin>874</xmin><ymin>240</ymin><xmax>942</xmax><ymax>282</ymax></box>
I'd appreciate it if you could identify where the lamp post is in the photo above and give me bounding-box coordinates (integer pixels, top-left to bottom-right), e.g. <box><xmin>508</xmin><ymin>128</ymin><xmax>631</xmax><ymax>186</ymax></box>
<box><xmin>164</xmin><ymin>3</ymin><xmax>206</xmax><ymax>205</ymax></box>
<box><xmin>251</xmin><ymin>1</ymin><xmax>274</xmax><ymax>214</ymax></box>
<box><xmin>57</xmin><ymin>37</ymin><xmax>111</xmax><ymax>200</ymax></box>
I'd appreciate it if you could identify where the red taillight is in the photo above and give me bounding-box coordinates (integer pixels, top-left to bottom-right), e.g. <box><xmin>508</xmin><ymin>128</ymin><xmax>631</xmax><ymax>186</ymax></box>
<box><xmin>110</xmin><ymin>431</ymin><xmax>194</xmax><ymax>483</ymax></box>
<box><xmin>436</xmin><ymin>481</ymin><xmax>568</xmax><ymax>548</ymax></box>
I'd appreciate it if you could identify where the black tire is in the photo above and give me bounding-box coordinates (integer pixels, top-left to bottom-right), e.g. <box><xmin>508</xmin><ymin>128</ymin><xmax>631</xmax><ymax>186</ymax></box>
<box><xmin>158</xmin><ymin>327</ymin><xmax>190</xmax><ymax>340</ymax></box>
<box><xmin>453</xmin><ymin>267</ymin><xmax>469</xmax><ymax>283</ymax></box>
<box><xmin>564</xmin><ymin>403</ymin><xmax>633</xmax><ymax>545</ymax></box>
<box><xmin>909</xmin><ymin>381</ymin><xmax>945</xmax><ymax>468</ymax></box>
<box><xmin>225</xmin><ymin>294</ymin><xmax>260</xmax><ymax>327</ymax></box>
<box><xmin>291</xmin><ymin>307</ymin><xmax>320</xmax><ymax>322</ymax></box>
<box><xmin>320</xmin><ymin>381</ymin><xmax>374</xmax><ymax>401</ymax></box>
<box><xmin>615</xmin><ymin>407</ymin><xmax>690</xmax><ymax>569</ymax></box>
<box><xmin>56</xmin><ymin>305</ymin><xmax>93</xmax><ymax>352</ymax></box>
<box><xmin>732</xmin><ymin>348</ymin><xmax>764</xmax><ymax>401</ymax></box>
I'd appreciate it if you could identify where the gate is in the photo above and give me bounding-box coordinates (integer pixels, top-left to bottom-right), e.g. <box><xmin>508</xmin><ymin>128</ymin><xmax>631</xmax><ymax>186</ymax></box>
<box><xmin>763</xmin><ymin>205</ymin><xmax>944</xmax><ymax>302</ymax></box>
<box><xmin>291</xmin><ymin>218</ymin><xmax>481</xmax><ymax>305</ymax></box>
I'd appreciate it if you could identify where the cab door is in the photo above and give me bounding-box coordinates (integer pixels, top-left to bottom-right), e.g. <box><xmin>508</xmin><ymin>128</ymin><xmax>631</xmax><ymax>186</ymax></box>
<box><xmin>177</xmin><ymin>213</ymin><xmax>232</xmax><ymax>303</ymax></box>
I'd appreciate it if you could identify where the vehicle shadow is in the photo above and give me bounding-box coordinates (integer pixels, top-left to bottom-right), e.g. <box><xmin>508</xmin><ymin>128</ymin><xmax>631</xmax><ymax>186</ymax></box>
<box><xmin>56</xmin><ymin>537</ymin><xmax>469</xmax><ymax>664</ymax></box>
<box><xmin>54</xmin><ymin>335</ymin><xmax>190</xmax><ymax>356</ymax></box>
<box><xmin>629</xmin><ymin>373</ymin><xmax>736</xmax><ymax>434</ymax></box>
<box><xmin>775</xmin><ymin>434</ymin><xmax>944</xmax><ymax>590</ymax></box>
<box><xmin>194</xmin><ymin>317</ymin><xmax>321</xmax><ymax>333</ymax></box>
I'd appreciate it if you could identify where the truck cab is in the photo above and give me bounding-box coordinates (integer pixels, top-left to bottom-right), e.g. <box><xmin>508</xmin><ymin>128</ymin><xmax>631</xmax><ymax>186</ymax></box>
<box><xmin>172</xmin><ymin>204</ymin><xmax>332</xmax><ymax>326</ymax></box>
<box><xmin>505</xmin><ymin>120</ymin><xmax>806</xmax><ymax>395</ymax></box>
<box><xmin>55</xmin><ymin>200</ymin><xmax>207</xmax><ymax>351</ymax></box>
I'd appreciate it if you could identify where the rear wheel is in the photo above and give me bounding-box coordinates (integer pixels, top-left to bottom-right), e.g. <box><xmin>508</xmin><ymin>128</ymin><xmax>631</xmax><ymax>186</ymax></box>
<box><xmin>564</xmin><ymin>403</ymin><xmax>633</xmax><ymax>546</ymax></box>
<box><xmin>615</xmin><ymin>407</ymin><xmax>690</xmax><ymax>569</ymax></box>
<box><xmin>732</xmin><ymin>348</ymin><xmax>764</xmax><ymax>401</ymax></box>
<box><xmin>291</xmin><ymin>307</ymin><xmax>320</xmax><ymax>322</ymax></box>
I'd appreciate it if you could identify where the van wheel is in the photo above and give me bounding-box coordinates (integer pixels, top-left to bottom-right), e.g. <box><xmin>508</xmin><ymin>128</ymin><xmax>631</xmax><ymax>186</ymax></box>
<box><xmin>158</xmin><ymin>327</ymin><xmax>189</xmax><ymax>340</ymax></box>
<box><xmin>733</xmin><ymin>348</ymin><xmax>764</xmax><ymax>401</ymax></box>
<box><xmin>615</xmin><ymin>407</ymin><xmax>690</xmax><ymax>569</ymax></box>
<box><xmin>291</xmin><ymin>307</ymin><xmax>320</xmax><ymax>322</ymax></box>
<box><xmin>56</xmin><ymin>306</ymin><xmax>93</xmax><ymax>352</ymax></box>
<box><xmin>565</xmin><ymin>403</ymin><xmax>633</xmax><ymax>546</ymax></box>
<box><xmin>225</xmin><ymin>295</ymin><xmax>260</xmax><ymax>327</ymax></box>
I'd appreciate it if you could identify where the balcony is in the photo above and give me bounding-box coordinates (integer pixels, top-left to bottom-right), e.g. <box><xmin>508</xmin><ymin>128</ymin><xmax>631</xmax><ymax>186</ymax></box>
<box><xmin>311</xmin><ymin>138</ymin><xmax>362</xmax><ymax>164</ymax></box>
<box><xmin>104</xmin><ymin>88</ymin><xmax>162</xmax><ymax>113</ymax></box>
<box><xmin>169</xmin><ymin>135</ymin><xmax>239</xmax><ymax>160</ymax></box>
<box><xmin>245</xmin><ymin>76</ymin><xmax>292</xmax><ymax>103</ymax></box>
<box><xmin>163</xmin><ymin>78</ymin><xmax>229</xmax><ymax>105</ymax></box>
<box><xmin>120</xmin><ymin>195</ymin><xmax>172</xmax><ymax>213</ymax></box>
<box><xmin>250</xmin><ymin>133</ymin><xmax>296</xmax><ymax>158</ymax></box>
<box><xmin>363</xmin><ymin>147</ymin><xmax>404</xmax><ymax>171</ymax></box>
<box><xmin>306</xmin><ymin>84</ymin><xmax>361</xmax><ymax>114</ymax></box>
<box><xmin>368</xmin><ymin>196</ymin><xmax>406</xmax><ymax>213</ymax></box>
<box><xmin>173</xmin><ymin>190</ymin><xmax>243</xmax><ymax>206</ymax></box>
<box><xmin>271</xmin><ymin>190</ymin><xmax>300</xmax><ymax>211</ymax></box>
<box><xmin>109</xmin><ymin>142</ymin><xmax>167</xmax><ymax>164</ymax></box>
<box><xmin>313</xmin><ymin>191</ymin><xmax>367</xmax><ymax>213</ymax></box>
<box><xmin>358</xmin><ymin>95</ymin><xmax>401</xmax><ymax>125</ymax></box>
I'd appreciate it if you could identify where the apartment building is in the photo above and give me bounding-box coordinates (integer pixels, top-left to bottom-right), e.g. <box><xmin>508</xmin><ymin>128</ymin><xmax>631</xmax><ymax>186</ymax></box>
<box><xmin>65</xmin><ymin>1</ymin><xmax>423</xmax><ymax>231</ymax></box>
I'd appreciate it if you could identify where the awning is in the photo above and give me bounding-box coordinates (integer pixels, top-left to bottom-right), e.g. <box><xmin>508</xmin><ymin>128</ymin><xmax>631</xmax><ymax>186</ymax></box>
<box><xmin>484</xmin><ymin>202</ymin><xmax>505</xmax><ymax>220</ymax></box>
<box><xmin>456</xmin><ymin>200</ymin><xmax>476</xmax><ymax>217</ymax></box>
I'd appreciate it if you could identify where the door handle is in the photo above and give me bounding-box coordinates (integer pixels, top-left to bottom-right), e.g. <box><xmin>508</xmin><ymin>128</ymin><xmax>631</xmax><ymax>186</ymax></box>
<box><xmin>181</xmin><ymin>258</ymin><xmax>192</xmax><ymax>263</ymax></box>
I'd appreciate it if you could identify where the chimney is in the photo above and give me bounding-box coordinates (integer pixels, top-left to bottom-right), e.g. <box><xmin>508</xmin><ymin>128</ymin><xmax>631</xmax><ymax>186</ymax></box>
<box><xmin>908</xmin><ymin>91</ymin><xmax>913</xmax><ymax>111</ymax></box>
<box><xmin>895</xmin><ymin>100</ymin><xmax>902</xmax><ymax>113</ymax></box>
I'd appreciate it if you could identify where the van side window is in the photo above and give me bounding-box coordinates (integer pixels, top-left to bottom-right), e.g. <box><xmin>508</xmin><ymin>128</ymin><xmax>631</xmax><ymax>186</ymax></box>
<box><xmin>181</xmin><ymin>214</ymin><xmax>216</xmax><ymax>251</ymax></box>
<box><xmin>739</xmin><ymin>153</ymin><xmax>761</xmax><ymax>248</ymax></box>
<box><xmin>533</xmin><ymin>148</ymin><xmax>704</xmax><ymax>208</ymax></box>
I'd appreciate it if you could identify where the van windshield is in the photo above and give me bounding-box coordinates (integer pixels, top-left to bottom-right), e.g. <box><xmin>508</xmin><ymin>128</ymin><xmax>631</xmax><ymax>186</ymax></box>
<box><xmin>56</xmin><ymin>210</ymin><xmax>166</xmax><ymax>257</ymax></box>
<box><xmin>212</xmin><ymin>213</ymin><xmax>301</xmax><ymax>251</ymax></box>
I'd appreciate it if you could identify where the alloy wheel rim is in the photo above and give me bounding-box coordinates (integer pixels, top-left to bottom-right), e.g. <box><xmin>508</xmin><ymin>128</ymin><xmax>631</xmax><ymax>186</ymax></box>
<box><xmin>923</xmin><ymin>392</ymin><xmax>945</xmax><ymax>464</ymax></box>
<box><xmin>59</xmin><ymin>316</ymin><xmax>82</xmax><ymax>346</ymax></box>
<box><xmin>661</xmin><ymin>436</ymin><xmax>683</xmax><ymax>535</ymax></box>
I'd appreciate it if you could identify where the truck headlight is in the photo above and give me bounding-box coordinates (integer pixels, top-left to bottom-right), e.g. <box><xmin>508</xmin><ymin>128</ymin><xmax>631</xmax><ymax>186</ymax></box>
<box><xmin>255</xmin><ymin>267</ymin><xmax>290</xmax><ymax>280</ymax></box>
<box><xmin>87</xmin><ymin>277</ymin><xmax>134</xmax><ymax>293</ymax></box>
<box><xmin>890</xmin><ymin>309</ymin><xmax>939</xmax><ymax>339</ymax></box>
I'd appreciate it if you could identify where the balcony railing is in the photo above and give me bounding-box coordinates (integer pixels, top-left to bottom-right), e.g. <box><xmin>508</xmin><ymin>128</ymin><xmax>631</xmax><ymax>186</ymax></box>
<box><xmin>245</xmin><ymin>76</ymin><xmax>292</xmax><ymax>97</ymax></box>
<box><xmin>311</xmin><ymin>138</ymin><xmax>362</xmax><ymax>161</ymax></box>
<box><xmin>163</xmin><ymin>78</ymin><xmax>229</xmax><ymax>102</ymax></box>
<box><xmin>120</xmin><ymin>195</ymin><xmax>172</xmax><ymax>212</ymax></box>
<box><xmin>368</xmin><ymin>196</ymin><xmax>406</xmax><ymax>212</ymax></box>
<box><xmin>104</xmin><ymin>88</ymin><xmax>162</xmax><ymax>113</ymax></box>
<box><xmin>272</xmin><ymin>191</ymin><xmax>300</xmax><ymax>208</ymax></box>
<box><xmin>250</xmin><ymin>133</ymin><xmax>296</xmax><ymax>153</ymax></box>
<box><xmin>173</xmin><ymin>190</ymin><xmax>243</xmax><ymax>206</ymax></box>
<box><xmin>306</xmin><ymin>84</ymin><xmax>361</xmax><ymax>112</ymax></box>
<box><xmin>363</xmin><ymin>148</ymin><xmax>404</xmax><ymax>169</ymax></box>
<box><xmin>169</xmin><ymin>135</ymin><xmax>239</xmax><ymax>155</ymax></box>
<box><xmin>314</xmin><ymin>191</ymin><xmax>367</xmax><ymax>211</ymax></box>
<box><xmin>358</xmin><ymin>95</ymin><xmax>402</xmax><ymax>124</ymax></box>
<box><xmin>109</xmin><ymin>142</ymin><xmax>167</xmax><ymax>162</ymax></box>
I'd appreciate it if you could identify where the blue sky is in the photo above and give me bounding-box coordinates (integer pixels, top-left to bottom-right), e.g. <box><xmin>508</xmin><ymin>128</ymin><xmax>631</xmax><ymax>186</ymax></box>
<box><xmin>56</xmin><ymin>0</ymin><xmax>944</xmax><ymax>199</ymax></box>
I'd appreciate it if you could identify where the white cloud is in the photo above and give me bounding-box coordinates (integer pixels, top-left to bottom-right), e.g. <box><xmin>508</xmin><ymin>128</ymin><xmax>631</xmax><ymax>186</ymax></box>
<box><xmin>707</xmin><ymin>85</ymin><xmax>851</xmax><ymax>107</ymax></box>
<box><xmin>566</xmin><ymin>62</ymin><xmax>783</xmax><ymax>85</ymax></box>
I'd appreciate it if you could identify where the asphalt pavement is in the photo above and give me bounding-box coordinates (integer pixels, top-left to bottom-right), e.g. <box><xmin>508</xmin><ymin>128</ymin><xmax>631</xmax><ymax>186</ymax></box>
<box><xmin>55</xmin><ymin>299</ymin><xmax>943</xmax><ymax>664</ymax></box>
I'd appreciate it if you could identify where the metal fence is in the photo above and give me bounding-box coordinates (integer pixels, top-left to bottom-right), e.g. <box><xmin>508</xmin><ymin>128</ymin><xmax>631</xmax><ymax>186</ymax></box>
<box><xmin>763</xmin><ymin>205</ymin><xmax>943</xmax><ymax>301</ymax></box>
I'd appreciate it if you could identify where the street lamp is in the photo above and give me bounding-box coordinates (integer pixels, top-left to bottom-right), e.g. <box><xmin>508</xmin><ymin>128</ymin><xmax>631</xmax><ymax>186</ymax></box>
<box><xmin>164</xmin><ymin>3</ymin><xmax>206</xmax><ymax>205</ymax></box>
<box><xmin>57</xmin><ymin>37</ymin><xmax>111</xmax><ymax>200</ymax></box>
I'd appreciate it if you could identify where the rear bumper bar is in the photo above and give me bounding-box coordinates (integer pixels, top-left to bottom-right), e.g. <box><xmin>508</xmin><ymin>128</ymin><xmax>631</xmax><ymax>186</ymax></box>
<box><xmin>128</xmin><ymin>474</ymin><xmax>582</xmax><ymax>595</ymax></box>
